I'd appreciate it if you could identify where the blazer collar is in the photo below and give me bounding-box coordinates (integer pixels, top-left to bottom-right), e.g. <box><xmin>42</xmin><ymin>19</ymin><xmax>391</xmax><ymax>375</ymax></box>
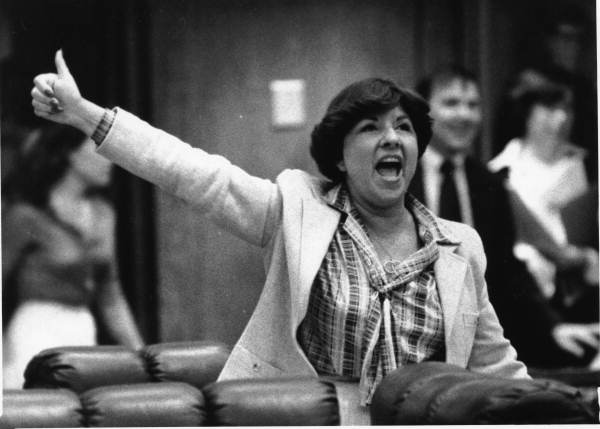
<box><xmin>292</xmin><ymin>194</ymin><xmax>341</xmax><ymax>326</ymax></box>
<box><xmin>434</xmin><ymin>241</ymin><xmax>466</xmax><ymax>341</ymax></box>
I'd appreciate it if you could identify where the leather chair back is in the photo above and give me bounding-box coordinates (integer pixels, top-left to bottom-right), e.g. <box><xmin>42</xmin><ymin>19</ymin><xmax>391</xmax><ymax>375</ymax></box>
<box><xmin>24</xmin><ymin>345</ymin><xmax>149</xmax><ymax>393</ymax></box>
<box><xmin>81</xmin><ymin>382</ymin><xmax>207</xmax><ymax>427</ymax></box>
<box><xmin>203</xmin><ymin>377</ymin><xmax>340</xmax><ymax>426</ymax></box>
<box><xmin>0</xmin><ymin>389</ymin><xmax>83</xmax><ymax>429</ymax></box>
<box><xmin>141</xmin><ymin>340</ymin><xmax>230</xmax><ymax>389</ymax></box>
<box><xmin>370</xmin><ymin>362</ymin><xmax>597</xmax><ymax>424</ymax></box>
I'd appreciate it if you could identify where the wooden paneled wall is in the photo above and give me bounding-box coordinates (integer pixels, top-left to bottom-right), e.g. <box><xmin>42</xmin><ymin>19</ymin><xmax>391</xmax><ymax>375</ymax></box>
<box><xmin>149</xmin><ymin>0</ymin><xmax>424</xmax><ymax>344</ymax></box>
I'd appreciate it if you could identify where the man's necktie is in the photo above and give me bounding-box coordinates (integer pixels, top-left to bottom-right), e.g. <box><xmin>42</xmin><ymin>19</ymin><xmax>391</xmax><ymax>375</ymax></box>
<box><xmin>439</xmin><ymin>160</ymin><xmax>462</xmax><ymax>222</ymax></box>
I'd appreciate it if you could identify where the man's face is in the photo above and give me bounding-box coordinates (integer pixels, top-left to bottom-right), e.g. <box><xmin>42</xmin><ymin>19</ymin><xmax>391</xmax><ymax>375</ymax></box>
<box><xmin>428</xmin><ymin>78</ymin><xmax>482</xmax><ymax>156</ymax></box>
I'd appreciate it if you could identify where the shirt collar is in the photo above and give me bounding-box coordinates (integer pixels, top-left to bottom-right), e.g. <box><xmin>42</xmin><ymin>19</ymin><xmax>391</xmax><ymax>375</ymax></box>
<box><xmin>405</xmin><ymin>194</ymin><xmax>459</xmax><ymax>245</ymax></box>
<box><xmin>324</xmin><ymin>183</ymin><xmax>349</xmax><ymax>223</ymax></box>
<box><xmin>323</xmin><ymin>183</ymin><xmax>459</xmax><ymax>245</ymax></box>
<box><xmin>422</xmin><ymin>146</ymin><xmax>466</xmax><ymax>170</ymax></box>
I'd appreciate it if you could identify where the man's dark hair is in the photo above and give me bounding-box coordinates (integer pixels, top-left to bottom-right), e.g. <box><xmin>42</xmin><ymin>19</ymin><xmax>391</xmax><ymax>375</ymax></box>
<box><xmin>415</xmin><ymin>64</ymin><xmax>479</xmax><ymax>101</ymax></box>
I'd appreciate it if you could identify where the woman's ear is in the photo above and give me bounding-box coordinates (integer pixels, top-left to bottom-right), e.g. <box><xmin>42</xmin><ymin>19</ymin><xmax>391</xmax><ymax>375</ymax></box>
<box><xmin>337</xmin><ymin>159</ymin><xmax>347</xmax><ymax>172</ymax></box>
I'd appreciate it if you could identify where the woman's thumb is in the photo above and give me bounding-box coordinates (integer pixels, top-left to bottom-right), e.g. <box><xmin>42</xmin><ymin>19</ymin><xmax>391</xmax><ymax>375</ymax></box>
<box><xmin>55</xmin><ymin>49</ymin><xmax>71</xmax><ymax>78</ymax></box>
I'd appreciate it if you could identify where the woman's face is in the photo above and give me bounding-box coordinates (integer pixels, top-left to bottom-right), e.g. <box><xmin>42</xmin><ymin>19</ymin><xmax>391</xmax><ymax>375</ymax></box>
<box><xmin>338</xmin><ymin>106</ymin><xmax>418</xmax><ymax>210</ymax></box>
<box><xmin>526</xmin><ymin>102</ymin><xmax>572</xmax><ymax>142</ymax></box>
<box><xmin>69</xmin><ymin>138</ymin><xmax>113</xmax><ymax>186</ymax></box>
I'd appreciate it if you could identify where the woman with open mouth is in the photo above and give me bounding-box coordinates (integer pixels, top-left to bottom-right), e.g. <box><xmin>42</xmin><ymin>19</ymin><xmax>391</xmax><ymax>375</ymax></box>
<box><xmin>31</xmin><ymin>49</ymin><xmax>528</xmax><ymax>425</ymax></box>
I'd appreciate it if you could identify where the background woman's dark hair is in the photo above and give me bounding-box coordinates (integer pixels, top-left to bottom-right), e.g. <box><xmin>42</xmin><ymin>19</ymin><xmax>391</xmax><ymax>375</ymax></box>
<box><xmin>2</xmin><ymin>124</ymin><xmax>89</xmax><ymax>207</ymax></box>
<box><xmin>506</xmin><ymin>75</ymin><xmax>572</xmax><ymax>140</ymax></box>
<box><xmin>310</xmin><ymin>77</ymin><xmax>432</xmax><ymax>183</ymax></box>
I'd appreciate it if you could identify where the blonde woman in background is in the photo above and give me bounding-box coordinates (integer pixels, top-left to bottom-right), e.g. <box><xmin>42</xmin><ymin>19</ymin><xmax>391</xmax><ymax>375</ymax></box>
<box><xmin>2</xmin><ymin>124</ymin><xmax>143</xmax><ymax>388</ymax></box>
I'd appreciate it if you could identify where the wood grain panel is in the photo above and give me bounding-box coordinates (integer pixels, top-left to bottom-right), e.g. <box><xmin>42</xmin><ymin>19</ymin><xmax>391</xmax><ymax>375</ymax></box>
<box><xmin>149</xmin><ymin>0</ymin><xmax>418</xmax><ymax>344</ymax></box>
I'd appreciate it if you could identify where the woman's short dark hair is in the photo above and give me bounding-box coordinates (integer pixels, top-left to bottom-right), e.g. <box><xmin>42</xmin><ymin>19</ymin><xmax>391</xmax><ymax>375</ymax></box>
<box><xmin>3</xmin><ymin>124</ymin><xmax>88</xmax><ymax>207</ymax></box>
<box><xmin>310</xmin><ymin>77</ymin><xmax>432</xmax><ymax>183</ymax></box>
<box><xmin>508</xmin><ymin>74</ymin><xmax>572</xmax><ymax>139</ymax></box>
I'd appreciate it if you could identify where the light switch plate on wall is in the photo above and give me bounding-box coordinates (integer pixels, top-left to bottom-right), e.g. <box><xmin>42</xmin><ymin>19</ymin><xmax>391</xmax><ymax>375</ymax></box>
<box><xmin>270</xmin><ymin>79</ymin><xmax>306</xmax><ymax>129</ymax></box>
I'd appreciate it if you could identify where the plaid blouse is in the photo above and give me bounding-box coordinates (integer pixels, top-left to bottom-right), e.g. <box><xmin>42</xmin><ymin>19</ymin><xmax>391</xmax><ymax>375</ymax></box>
<box><xmin>297</xmin><ymin>185</ymin><xmax>448</xmax><ymax>404</ymax></box>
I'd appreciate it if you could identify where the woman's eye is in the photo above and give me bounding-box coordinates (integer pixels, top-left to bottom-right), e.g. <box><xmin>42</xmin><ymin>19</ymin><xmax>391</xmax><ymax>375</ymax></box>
<box><xmin>396</xmin><ymin>122</ymin><xmax>412</xmax><ymax>132</ymax></box>
<box><xmin>359</xmin><ymin>123</ymin><xmax>377</xmax><ymax>132</ymax></box>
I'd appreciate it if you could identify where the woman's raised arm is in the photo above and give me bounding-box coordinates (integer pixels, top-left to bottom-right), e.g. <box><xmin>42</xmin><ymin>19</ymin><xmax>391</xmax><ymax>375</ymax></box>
<box><xmin>32</xmin><ymin>50</ymin><xmax>281</xmax><ymax>247</ymax></box>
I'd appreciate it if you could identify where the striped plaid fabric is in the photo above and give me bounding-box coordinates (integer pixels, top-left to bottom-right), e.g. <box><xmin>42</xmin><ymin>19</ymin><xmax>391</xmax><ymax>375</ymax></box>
<box><xmin>91</xmin><ymin>108</ymin><xmax>117</xmax><ymax>146</ymax></box>
<box><xmin>297</xmin><ymin>185</ymin><xmax>447</xmax><ymax>404</ymax></box>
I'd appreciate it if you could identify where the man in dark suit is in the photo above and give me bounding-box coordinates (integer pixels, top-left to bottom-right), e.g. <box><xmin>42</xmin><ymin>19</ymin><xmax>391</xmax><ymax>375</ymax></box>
<box><xmin>410</xmin><ymin>65</ymin><xmax>598</xmax><ymax>368</ymax></box>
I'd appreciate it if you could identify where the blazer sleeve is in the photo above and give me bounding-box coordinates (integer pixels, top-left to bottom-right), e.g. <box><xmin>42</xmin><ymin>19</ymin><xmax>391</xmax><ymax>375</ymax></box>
<box><xmin>97</xmin><ymin>108</ymin><xmax>281</xmax><ymax>247</ymax></box>
<box><xmin>462</xmin><ymin>228</ymin><xmax>530</xmax><ymax>379</ymax></box>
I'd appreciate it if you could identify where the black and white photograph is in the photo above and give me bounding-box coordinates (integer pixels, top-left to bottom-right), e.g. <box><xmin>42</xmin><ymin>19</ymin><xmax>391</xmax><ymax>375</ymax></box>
<box><xmin>1</xmin><ymin>0</ymin><xmax>598</xmax><ymax>425</ymax></box>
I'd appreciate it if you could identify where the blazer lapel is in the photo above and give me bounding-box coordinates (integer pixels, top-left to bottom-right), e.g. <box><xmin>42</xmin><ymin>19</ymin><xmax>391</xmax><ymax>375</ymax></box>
<box><xmin>291</xmin><ymin>197</ymin><xmax>340</xmax><ymax>327</ymax></box>
<box><xmin>434</xmin><ymin>243</ymin><xmax>467</xmax><ymax>345</ymax></box>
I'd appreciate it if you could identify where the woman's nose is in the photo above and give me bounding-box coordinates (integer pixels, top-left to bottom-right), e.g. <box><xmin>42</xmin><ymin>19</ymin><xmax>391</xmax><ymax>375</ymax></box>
<box><xmin>381</xmin><ymin>127</ymin><xmax>400</xmax><ymax>147</ymax></box>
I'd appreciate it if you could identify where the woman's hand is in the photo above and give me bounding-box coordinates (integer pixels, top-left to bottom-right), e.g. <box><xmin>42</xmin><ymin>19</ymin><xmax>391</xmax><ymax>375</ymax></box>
<box><xmin>32</xmin><ymin>50</ymin><xmax>81</xmax><ymax>125</ymax></box>
<box><xmin>581</xmin><ymin>247</ymin><xmax>599</xmax><ymax>286</ymax></box>
<box><xmin>552</xmin><ymin>323</ymin><xmax>599</xmax><ymax>357</ymax></box>
<box><xmin>31</xmin><ymin>50</ymin><xmax>105</xmax><ymax>135</ymax></box>
<box><xmin>588</xmin><ymin>349</ymin><xmax>600</xmax><ymax>370</ymax></box>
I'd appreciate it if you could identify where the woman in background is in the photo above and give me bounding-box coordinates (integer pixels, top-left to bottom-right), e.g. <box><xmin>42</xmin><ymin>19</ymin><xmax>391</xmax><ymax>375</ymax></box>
<box><xmin>2</xmin><ymin>124</ymin><xmax>143</xmax><ymax>388</ymax></box>
<box><xmin>489</xmin><ymin>77</ymin><xmax>598</xmax><ymax>332</ymax></box>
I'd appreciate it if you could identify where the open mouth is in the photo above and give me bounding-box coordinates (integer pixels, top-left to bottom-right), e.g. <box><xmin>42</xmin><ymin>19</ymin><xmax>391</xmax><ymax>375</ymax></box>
<box><xmin>375</xmin><ymin>155</ymin><xmax>403</xmax><ymax>179</ymax></box>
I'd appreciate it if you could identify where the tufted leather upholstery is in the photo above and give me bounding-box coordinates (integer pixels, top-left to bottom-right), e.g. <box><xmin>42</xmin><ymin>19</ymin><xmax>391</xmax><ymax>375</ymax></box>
<box><xmin>23</xmin><ymin>345</ymin><xmax>149</xmax><ymax>392</ymax></box>
<box><xmin>5</xmin><ymin>344</ymin><xmax>598</xmax><ymax>427</ymax></box>
<box><xmin>142</xmin><ymin>340</ymin><xmax>231</xmax><ymax>389</ymax></box>
<box><xmin>203</xmin><ymin>377</ymin><xmax>340</xmax><ymax>426</ymax></box>
<box><xmin>2</xmin><ymin>377</ymin><xmax>339</xmax><ymax>428</ymax></box>
<box><xmin>2</xmin><ymin>341</ymin><xmax>340</xmax><ymax>427</ymax></box>
<box><xmin>0</xmin><ymin>388</ymin><xmax>83</xmax><ymax>429</ymax></box>
<box><xmin>80</xmin><ymin>382</ymin><xmax>207</xmax><ymax>427</ymax></box>
<box><xmin>370</xmin><ymin>362</ymin><xmax>598</xmax><ymax>425</ymax></box>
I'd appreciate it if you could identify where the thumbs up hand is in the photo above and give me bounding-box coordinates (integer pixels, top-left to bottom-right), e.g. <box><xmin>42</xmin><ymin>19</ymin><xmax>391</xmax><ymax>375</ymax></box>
<box><xmin>31</xmin><ymin>49</ymin><xmax>83</xmax><ymax>125</ymax></box>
